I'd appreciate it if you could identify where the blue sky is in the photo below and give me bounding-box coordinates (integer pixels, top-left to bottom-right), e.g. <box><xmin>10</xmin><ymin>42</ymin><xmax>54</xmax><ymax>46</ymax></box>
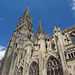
<box><xmin>0</xmin><ymin>0</ymin><xmax>75</xmax><ymax>59</ymax></box>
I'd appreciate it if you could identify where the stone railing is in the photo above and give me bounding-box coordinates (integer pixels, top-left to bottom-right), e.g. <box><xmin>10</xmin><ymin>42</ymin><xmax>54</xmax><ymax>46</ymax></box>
<box><xmin>65</xmin><ymin>42</ymin><xmax>75</xmax><ymax>50</ymax></box>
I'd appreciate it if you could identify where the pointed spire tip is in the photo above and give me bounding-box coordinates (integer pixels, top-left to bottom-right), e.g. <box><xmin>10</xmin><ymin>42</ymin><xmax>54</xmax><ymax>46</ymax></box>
<box><xmin>38</xmin><ymin>20</ymin><xmax>45</xmax><ymax>34</ymax></box>
<box><xmin>24</xmin><ymin>6</ymin><xmax>30</xmax><ymax>17</ymax></box>
<box><xmin>39</xmin><ymin>20</ymin><xmax>41</xmax><ymax>25</ymax></box>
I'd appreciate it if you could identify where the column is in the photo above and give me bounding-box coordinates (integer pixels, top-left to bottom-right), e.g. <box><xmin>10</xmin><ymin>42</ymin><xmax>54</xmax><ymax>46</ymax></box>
<box><xmin>23</xmin><ymin>57</ymin><xmax>26</xmax><ymax>75</ymax></box>
<box><xmin>53</xmin><ymin>69</ymin><xmax>55</xmax><ymax>75</ymax></box>
<box><xmin>57</xmin><ymin>31</ymin><xmax>69</xmax><ymax>75</ymax></box>
<box><xmin>38</xmin><ymin>37</ymin><xmax>46</xmax><ymax>75</ymax></box>
<box><xmin>43</xmin><ymin>58</ymin><xmax>47</xmax><ymax>75</ymax></box>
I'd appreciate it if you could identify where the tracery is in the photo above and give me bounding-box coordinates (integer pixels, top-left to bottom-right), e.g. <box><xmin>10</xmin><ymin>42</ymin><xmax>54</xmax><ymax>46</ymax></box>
<box><xmin>29</xmin><ymin>61</ymin><xmax>39</xmax><ymax>75</ymax></box>
<box><xmin>47</xmin><ymin>56</ymin><xmax>63</xmax><ymax>75</ymax></box>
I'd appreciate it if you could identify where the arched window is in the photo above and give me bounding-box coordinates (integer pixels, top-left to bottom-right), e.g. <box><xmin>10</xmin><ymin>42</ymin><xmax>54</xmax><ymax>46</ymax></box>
<box><xmin>71</xmin><ymin>53</ymin><xmax>74</xmax><ymax>58</ymax></box>
<box><xmin>47</xmin><ymin>56</ymin><xmax>63</xmax><ymax>75</ymax></box>
<box><xmin>55</xmin><ymin>69</ymin><xmax>58</xmax><ymax>75</ymax></box>
<box><xmin>74</xmin><ymin>52</ymin><xmax>75</xmax><ymax>55</ymax></box>
<box><xmin>68</xmin><ymin>54</ymin><xmax>71</xmax><ymax>58</ymax></box>
<box><xmin>29</xmin><ymin>61</ymin><xmax>39</xmax><ymax>75</ymax></box>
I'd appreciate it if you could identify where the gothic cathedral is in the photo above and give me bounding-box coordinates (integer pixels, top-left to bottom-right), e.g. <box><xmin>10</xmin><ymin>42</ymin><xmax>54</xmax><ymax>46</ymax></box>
<box><xmin>0</xmin><ymin>6</ymin><xmax>75</xmax><ymax>75</ymax></box>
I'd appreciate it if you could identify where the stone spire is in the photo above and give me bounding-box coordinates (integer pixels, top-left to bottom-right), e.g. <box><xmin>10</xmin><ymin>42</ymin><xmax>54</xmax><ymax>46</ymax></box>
<box><xmin>58</xmin><ymin>26</ymin><xmax>61</xmax><ymax>32</ymax></box>
<box><xmin>53</xmin><ymin>26</ymin><xmax>57</xmax><ymax>34</ymax></box>
<box><xmin>24</xmin><ymin>6</ymin><xmax>30</xmax><ymax>17</ymax></box>
<box><xmin>37</xmin><ymin>20</ymin><xmax>45</xmax><ymax>34</ymax></box>
<box><xmin>17</xmin><ymin>5</ymin><xmax>32</xmax><ymax>26</ymax></box>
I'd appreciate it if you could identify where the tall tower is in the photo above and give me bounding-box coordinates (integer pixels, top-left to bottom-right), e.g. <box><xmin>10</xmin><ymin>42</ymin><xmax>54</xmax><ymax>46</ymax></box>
<box><xmin>1</xmin><ymin>6</ymin><xmax>34</xmax><ymax>75</ymax></box>
<box><xmin>0</xmin><ymin>6</ymin><xmax>75</xmax><ymax>75</ymax></box>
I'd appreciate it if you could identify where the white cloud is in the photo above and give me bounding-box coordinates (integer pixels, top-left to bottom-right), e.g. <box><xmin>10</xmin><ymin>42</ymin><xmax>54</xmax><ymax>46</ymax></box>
<box><xmin>0</xmin><ymin>50</ymin><xmax>6</xmax><ymax>60</ymax></box>
<box><xmin>69</xmin><ymin>0</ymin><xmax>75</xmax><ymax>16</ymax></box>
<box><xmin>0</xmin><ymin>18</ymin><xmax>4</xmax><ymax>21</ymax></box>
<box><xmin>0</xmin><ymin>45</ymin><xmax>6</xmax><ymax>51</ymax></box>
<box><xmin>72</xmin><ymin>6</ymin><xmax>75</xmax><ymax>10</ymax></box>
<box><xmin>0</xmin><ymin>45</ymin><xmax>6</xmax><ymax>60</ymax></box>
<box><xmin>72</xmin><ymin>1</ymin><xmax>75</xmax><ymax>9</ymax></box>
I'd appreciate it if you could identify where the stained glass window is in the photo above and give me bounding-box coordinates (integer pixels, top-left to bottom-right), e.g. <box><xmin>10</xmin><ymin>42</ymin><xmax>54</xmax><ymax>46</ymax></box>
<box><xmin>29</xmin><ymin>61</ymin><xmax>39</xmax><ymax>75</ymax></box>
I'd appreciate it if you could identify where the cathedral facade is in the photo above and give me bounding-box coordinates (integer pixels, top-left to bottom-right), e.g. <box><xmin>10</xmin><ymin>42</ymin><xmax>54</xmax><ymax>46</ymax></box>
<box><xmin>0</xmin><ymin>6</ymin><xmax>75</xmax><ymax>75</ymax></box>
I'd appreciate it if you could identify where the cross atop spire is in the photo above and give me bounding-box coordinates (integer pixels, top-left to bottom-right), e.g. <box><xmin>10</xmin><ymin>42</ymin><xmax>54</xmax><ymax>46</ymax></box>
<box><xmin>38</xmin><ymin>20</ymin><xmax>45</xmax><ymax>34</ymax></box>
<box><xmin>24</xmin><ymin>6</ymin><xmax>30</xmax><ymax>17</ymax></box>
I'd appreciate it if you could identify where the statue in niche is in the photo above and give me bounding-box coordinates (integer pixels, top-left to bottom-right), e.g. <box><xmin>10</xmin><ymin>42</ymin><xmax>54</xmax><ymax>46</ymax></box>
<box><xmin>65</xmin><ymin>33</ymin><xmax>71</xmax><ymax>42</ymax></box>
<box><xmin>51</xmin><ymin>40</ymin><xmax>55</xmax><ymax>50</ymax></box>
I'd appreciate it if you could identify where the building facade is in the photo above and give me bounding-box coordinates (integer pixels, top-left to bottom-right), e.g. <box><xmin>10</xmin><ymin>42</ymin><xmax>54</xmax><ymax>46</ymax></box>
<box><xmin>0</xmin><ymin>6</ymin><xmax>75</xmax><ymax>75</ymax></box>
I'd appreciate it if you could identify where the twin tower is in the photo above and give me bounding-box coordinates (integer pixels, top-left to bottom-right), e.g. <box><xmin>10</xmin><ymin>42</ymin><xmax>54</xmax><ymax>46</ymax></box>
<box><xmin>0</xmin><ymin>6</ymin><xmax>75</xmax><ymax>75</ymax></box>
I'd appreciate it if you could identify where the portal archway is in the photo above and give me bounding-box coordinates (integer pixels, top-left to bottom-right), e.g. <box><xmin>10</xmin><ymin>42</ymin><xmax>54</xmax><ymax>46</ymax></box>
<box><xmin>47</xmin><ymin>56</ymin><xmax>63</xmax><ymax>75</ymax></box>
<box><xmin>29</xmin><ymin>61</ymin><xmax>39</xmax><ymax>75</ymax></box>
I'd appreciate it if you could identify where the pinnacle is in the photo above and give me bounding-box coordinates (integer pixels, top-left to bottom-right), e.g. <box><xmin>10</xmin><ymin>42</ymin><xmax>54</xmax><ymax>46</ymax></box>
<box><xmin>53</xmin><ymin>26</ymin><xmax>57</xmax><ymax>34</ymax></box>
<box><xmin>58</xmin><ymin>26</ymin><xmax>61</xmax><ymax>32</ymax></box>
<box><xmin>54</xmin><ymin>26</ymin><xmax>56</xmax><ymax>29</ymax></box>
<box><xmin>38</xmin><ymin>20</ymin><xmax>44</xmax><ymax>34</ymax></box>
<box><xmin>39</xmin><ymin>20</ymin><xmax>42</xmax><ymax>29</ymax></box>
<box><xmin>24</xmin><ymin>6</ymin><xmax>30</xmax><ymax>17</ymax></box>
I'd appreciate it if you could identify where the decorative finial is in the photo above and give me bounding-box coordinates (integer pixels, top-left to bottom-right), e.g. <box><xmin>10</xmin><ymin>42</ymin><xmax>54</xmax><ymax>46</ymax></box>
<box><xmin>53</xmin><ymin>25</ymin><xmax>57</xmax><ymax>34</ymax></box>
<box><xmin>58</xmin><ymin>26</ymin><xmax>61</xmax><ymax>32</ymax></box>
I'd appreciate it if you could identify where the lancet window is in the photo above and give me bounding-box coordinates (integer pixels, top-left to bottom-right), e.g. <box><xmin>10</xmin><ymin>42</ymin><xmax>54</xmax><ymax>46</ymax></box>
<box><xmin>29</xmin><ymin>61</ymin><xmax>39</xmax><ymax>75</ymax></box>
<box><xmin>47</xmin><ymin>56</ymin><xmax>63</xmax><ymax>75</ymax></box>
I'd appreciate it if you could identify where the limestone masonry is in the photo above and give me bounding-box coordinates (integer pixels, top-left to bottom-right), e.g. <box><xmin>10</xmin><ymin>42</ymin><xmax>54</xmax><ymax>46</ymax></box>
<box><xmin>0</xmin><ymin>6</ymin><xmax>75</xmax><ymax>75</ymax></box>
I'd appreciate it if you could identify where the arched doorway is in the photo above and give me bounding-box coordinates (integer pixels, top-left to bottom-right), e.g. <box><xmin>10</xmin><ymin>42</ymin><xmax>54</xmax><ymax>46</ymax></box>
<box><xmin>29</xmin><ymin>61</ymin><xmax>39</xmax><ymax>75</ymax></box>
<box><xmin>47</xmin><ymin>56</ymin><xmax>63</xmax><ymax>75</ymax></box>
